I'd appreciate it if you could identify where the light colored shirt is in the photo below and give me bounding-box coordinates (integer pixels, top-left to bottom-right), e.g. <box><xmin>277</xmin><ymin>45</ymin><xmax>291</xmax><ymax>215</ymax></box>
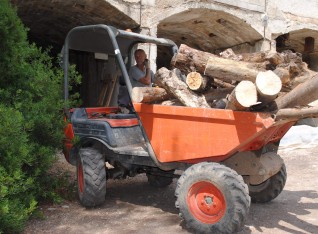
<box><xmin>129</xmin><ymin>65</ymin><xmax>155</xmax><ymax>88</ymax></box>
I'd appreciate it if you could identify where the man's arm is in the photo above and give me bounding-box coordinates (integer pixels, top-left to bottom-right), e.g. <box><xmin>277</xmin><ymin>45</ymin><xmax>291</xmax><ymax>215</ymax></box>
<box><xmin>138</xmin><ymin>67</ymin><xmax>151</xmax><ymax>85</ymax></box>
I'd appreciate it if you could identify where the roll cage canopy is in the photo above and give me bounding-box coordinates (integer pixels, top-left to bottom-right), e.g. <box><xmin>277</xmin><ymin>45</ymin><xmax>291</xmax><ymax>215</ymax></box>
<box><xmin>63</xmin><ymin>24</ymin><xmax>178</xmax><ymax>103</ymax></box>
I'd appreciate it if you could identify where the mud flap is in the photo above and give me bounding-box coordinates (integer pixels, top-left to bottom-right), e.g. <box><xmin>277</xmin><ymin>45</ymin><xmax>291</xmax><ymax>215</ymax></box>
<box><xmin>223</xmin><ymin>151</ymin><xmax>284</xmax><ymax>185</ymax></box>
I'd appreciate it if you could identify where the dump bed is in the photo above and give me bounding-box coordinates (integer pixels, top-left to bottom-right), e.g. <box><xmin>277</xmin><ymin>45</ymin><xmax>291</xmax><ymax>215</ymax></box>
<box><xmin>134</xmin><ymin>103</ymin><xmax>295</xmax><ymax>163</ymax></box>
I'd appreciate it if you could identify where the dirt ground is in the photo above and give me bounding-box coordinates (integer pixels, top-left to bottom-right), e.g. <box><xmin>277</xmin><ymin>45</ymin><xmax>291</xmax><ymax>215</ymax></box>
<box><xmin>24</xmin><ymin>146</ymin><xmax>318</xmax><ymax>234</ymax></box>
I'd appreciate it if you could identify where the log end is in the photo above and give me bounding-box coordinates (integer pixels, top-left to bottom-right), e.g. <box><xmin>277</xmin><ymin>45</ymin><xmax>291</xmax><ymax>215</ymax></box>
<box><xmin>186</xmin><ymin>72</ymin><xmax>205</xmax><ymax>91</ymax></box>
<box><xmin>256</xmin><ymin>71</ymin><xmax>282</xmax><ymax>96</ymax></box>
<box><xmin>235</xmin><ymin>80</ymin><xmax>258</xmax><ymax>108</ymax></box>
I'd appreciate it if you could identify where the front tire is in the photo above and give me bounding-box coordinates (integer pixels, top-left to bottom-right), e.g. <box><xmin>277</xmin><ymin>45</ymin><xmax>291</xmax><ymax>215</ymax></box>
<box><xmin>249</xmin><ymin>164</ymin><xmax>287</xmax><ymax>203</ymax></box>
<box><xmin>77</xmin><ymin>147</ymin><xmax>106</xmax><ymax>207</ymax></box>
<box><xmin>175</xmin><ymin>162</ymin><xmax>250</xmax><ymax>234</ymax></box>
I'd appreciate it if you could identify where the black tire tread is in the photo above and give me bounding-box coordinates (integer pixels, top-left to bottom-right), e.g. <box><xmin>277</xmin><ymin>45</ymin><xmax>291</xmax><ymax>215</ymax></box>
<box><xmin>249</xmin><ymin>164</ymin><xmax>287</xmax><ymax>203</ymax></box>
<box><xmin>77</xmin><ymin>148</ymin><xmax>106</xmax><ymax>207</ymax></box>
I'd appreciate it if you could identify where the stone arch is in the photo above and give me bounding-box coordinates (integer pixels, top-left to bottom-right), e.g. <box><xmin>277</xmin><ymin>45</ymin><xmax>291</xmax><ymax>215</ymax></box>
<box><xmin>11</xmin><ymin>0</ymin><xmax>139</xmax><ymax>52</ymax></box>
<box><xmin>156</xmin><ymin>7</ymin><xmax>264</xmax><ymax>51</ymax></box>
<box><xmin>274</xmin><ymin>28</ymin><xmax>318</xmax><ymax>71</ymax></box>
<box><xmin>154</xmin><ymin>6</ymin><xmax>264</xmax><ymax>68</ymax></box>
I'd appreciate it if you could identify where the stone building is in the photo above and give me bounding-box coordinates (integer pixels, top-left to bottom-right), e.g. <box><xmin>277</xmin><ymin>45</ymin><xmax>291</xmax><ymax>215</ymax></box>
<box><xmin>10</xmin><ymin>0</ymin><xmax>318</xmax><ymax>107</ymax></box>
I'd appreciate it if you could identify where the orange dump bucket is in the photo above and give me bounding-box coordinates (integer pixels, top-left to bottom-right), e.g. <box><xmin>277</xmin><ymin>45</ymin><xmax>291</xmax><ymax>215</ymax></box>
<box><xmin>133</xmin><ymin>103</ymin><xmax>295</xmax><ymax>163</ymax></box>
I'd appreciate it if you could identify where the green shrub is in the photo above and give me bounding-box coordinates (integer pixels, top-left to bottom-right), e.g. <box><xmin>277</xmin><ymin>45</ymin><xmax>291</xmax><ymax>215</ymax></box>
<box><xmin>0</xmin><ymin>1</ymin><xmax>80</xmax><ymax>232</ymax></box>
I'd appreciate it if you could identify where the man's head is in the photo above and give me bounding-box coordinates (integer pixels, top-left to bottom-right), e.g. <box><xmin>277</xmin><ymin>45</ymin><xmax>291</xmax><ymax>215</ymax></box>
<box><xmin>134</xmin><ymin>49</ymin><xmax>147</xmax><ymax>66</ymax></box>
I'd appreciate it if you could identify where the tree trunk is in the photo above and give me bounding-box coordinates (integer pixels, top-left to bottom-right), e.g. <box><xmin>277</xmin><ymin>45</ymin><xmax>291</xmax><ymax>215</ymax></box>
<box><xmin>275</xmin><ymin>106</ymin><xmax>318</xmax><ymax>121</ymax></box>
<box><xmin>155</xmin><ymin>67</ymin><xmax>210</xmax><ymax>108</ymax></box>
<box><xmin>220</xmin><ymin>48</ymin><xmax>267</xmax><ymax>63</ymax></box>
<box><xmin>255</xmin><ymin>71</ymin><xmax>282</xmax><ymax>104</ymax></box>
<box><xmin>212</xmin><ymin>78</ymin><xmax>235</xmax><ymax>89</ymax></box>
<box><xmin>171</xmin><ymin>44</ymin><xmax>214</xmax><ymax>74</ymax></box>
<box><xmin>225</xmin><ymin>80</ymin><xmax>258</xmax><ymax>111</ymax></box>
<box><xmin>160</xmin><ymin>99</ymin><xmax>184</xmax><ymax>106</ymax></box>
<box><xmin>171</xmin><ymin>44</ymin><xmax>265</xmax><ymax>83</ymax></box>
<box><xmin>266</xmin><ymin>52</ymin><xmax>285</xmax><ymax>66</ymax></box>
<box><xmin>131</xmin><ymin>87</ymin><xmax>171</xmax><ymax>104</ymax></box>
<box><xmin>204</xmin><ymin>56</ymin><xmax>261</xmax><ymax>82</ymax></box>
<box><xmin>186</xmin><ymin>72</ymin><xmax>210</xmax><ymax>92</ymax></box>
<box><xmin>273</xmin><ymin>67</ymin><xmax>290</xmax><ymax>85</ymax></box>
<box><xmin>269</xmin><ymin>73</ymin><xmax>318</xmax><ymax>110</ymax></box>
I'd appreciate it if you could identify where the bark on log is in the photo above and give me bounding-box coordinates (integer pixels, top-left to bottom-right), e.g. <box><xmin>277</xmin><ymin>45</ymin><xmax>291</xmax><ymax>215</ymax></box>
<box><xmin>240</xmin><ymin>52</ymin><xmax>267</xmax><ymax>63</ymax></box>
<box><xmin>172</xmin><ymin>44</ymin><xmax>266</xmax><ymax>83</ymax></box>
<box><xmin>266</xmin><ymin>52</ymin><xmax>285</xmax><ymax>66</ymax></box>
<box><xmin>131</xmin><ymin>87</ymin><xmax>171</xmax><ymax>104</ymax></box>
<box><xmin>220</xmin><ymin>48</ymin><xmax>267</xmax><ymax>63</ymax></box>
<box><xmin>219</xmin><ymin>48</ymin><xmax>242</xmax><ymax>61</ymax></box>
<box><xmin>171</xmin><ymin>44</ymin><xmax>215</xmax><ymax>74</ymax></box>
<box><xmin>255</xmin><ymin>71</ymin><xmax>282</xmax><ymax>104</ymax></box>
<box><xmin>204</xmin><ymin>56</ymin><xmax>261</xmax><ymax>82</ymax></box>
<box><xmin>273</xmin><ymin>67</ymin><xmax>290</xmax><ymax>85</ymax></box>
<box><xmin>269</xmin><ymin>73</ymin><xmax>318</xmax><ymax>110</ymax></box>
<box><xmin>225</xmin><ymin>80</ymin><xmax>258</xmax><ymax>111</ymax></box>
<box><xmin>155</xmin><ymin>68</ymin><xmax>210</xmax><ymax>108</ymax></box>
<box><xmin>160</xmin><ymin>99</ymin><xmax>184</xmax><ymax>106</ymax></box>
<box><xmin>186</xmin><ymin>72</ymin><xmax>210</xmax><ymax>92</ymax></box>
<box><xmin>290</xmin><ymin>68</ymin><xmax>317</xmax><ymax>88</ymax></box>
<box><xmin>266</xmin><ymin>50</ymin><xmax>303</xmax><ymax>66</ymax></box>
<box><xmin>274</xmin><ymin>106</ymin><xmax>318</xmax><ymax>121</ymax></box>
<box><xmin>213</xmin><ymin>78</ymin><xmax>235</xmax><ymax>89</ymax></box>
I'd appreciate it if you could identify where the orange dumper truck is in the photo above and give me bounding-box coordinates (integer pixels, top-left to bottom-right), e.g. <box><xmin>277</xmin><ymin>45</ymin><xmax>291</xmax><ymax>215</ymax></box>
<box><xmin>63</xmin><ymin>24</ymin><xmax>294</xmax><ymax>233</ymax></box>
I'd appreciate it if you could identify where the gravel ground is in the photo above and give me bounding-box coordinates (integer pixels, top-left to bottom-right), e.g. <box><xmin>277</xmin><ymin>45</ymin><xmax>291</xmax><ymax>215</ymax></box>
<box><xmin>24</xmin><ymin>146</ymin><xmax>318</xmax><ymax>234</ymax></box>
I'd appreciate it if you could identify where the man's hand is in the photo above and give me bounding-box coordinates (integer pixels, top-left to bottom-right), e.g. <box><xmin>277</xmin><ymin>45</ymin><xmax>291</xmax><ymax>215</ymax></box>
<box><xmin>144</xmin><ymin>59</ymin><xmax>150</xmax><ymax>69</ymax></box>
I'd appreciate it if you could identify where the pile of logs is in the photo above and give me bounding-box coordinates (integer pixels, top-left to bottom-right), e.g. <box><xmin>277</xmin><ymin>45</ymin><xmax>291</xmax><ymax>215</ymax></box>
<box><xmin>131</xmin><ymin>44</ymin><xmax>318</xmax><ymax>121</ymax></box>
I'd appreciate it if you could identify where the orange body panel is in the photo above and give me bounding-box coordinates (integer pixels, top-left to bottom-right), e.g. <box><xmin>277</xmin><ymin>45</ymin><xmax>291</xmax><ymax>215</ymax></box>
<box><xmin>63</xmin><ymin>122</ymin><xmax>75</xmax><ymax>163</ymax></box>
<box><xmin>133</xmin><ymin>103</ymin><xmax>294</xmax><ymax>163</ymax></box>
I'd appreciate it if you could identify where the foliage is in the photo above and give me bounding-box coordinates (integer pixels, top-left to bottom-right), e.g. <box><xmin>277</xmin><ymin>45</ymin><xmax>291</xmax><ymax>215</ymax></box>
<box><xmin>0</xmin><ymin>1</ymin><xmax>81</xmax><ymax>232</ymax></box>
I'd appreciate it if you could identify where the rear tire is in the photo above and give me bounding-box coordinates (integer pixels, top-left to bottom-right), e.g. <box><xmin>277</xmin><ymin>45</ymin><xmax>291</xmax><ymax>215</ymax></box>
<box><xmin>77</xmin><ymin>147</ymin><xmax>106</xmax><ymax>207</ymax></box>
<box><xmin>175</xmin><ymin>162</ymin><xmax>250</xmax><ymax>234</ymax></box>
<box><xmin>249</xmin><ymin>164</ymin><xmax>287</xmax><ymax>203</ymax></box>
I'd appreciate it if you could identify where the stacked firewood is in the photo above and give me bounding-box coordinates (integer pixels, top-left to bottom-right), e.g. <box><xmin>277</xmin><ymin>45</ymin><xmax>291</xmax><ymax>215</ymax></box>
<box><xmin>131</xmin><ymin>44</ymin><xmax>318</xmax><ymax>121</ymax></box>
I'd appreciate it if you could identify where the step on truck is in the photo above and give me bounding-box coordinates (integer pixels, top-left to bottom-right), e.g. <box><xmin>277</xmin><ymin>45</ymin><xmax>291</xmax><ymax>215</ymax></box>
<box><xmin>62</xmin><ymin>24</ymin><xmax>295</xmax><ymax>233</ymax></box>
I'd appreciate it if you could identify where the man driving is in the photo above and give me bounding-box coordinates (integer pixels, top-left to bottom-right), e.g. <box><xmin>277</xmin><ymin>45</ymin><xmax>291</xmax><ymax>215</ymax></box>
<box><xmin>129</xmin><ymin>49</ymin><xmax>154</xmax><ymax>87</ymax></box>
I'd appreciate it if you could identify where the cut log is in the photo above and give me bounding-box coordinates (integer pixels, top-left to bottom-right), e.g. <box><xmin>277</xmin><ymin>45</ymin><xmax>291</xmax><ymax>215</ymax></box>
<box><xmin>204</xmin><ymin>56</ymin><xmax>261</xmax><ymax>82</ymax></box>
<box><xmin>219</xmin><ymin>48</ymin><xmax>242</xmax><ymax>61</ymax></box>
<box><xmin>213</xmin><ymin>78</ymin><xmax>235</xmax><ymax>89</ymax></box>
<box><xmin>155</xmin><ymin>68</ymin><xmax>210</xmax><ymax>108</ymax></box>
<box><xmin>255</xmin><ymin>71</ymin><xmax>282</xmax><ymax>104</ymax></box>
<box><xmin>273</xmin><ymin>67</ymin><xmax>290</xmax><ymax>85</ymax></box>
<box><xmin>269</xmin><ymin>73</ymin><xmax>318</xmax><ymax>110</ymax></box>
<box><xmin>220</xmin><ymin>48</ymin><xmax>267</xmax><ymax>63</ymax></box>
<box><xmin>186</xmin><ymin>72</ymin><xmax>210</xmax><ymax>92</ymax></box>
<box><xmin>274</xmin><ymin>106</ymin><xmax>318</xmax><ymax>121</ymax></box>
<box><xmin>172</xmin><ymin>44</ymin><xmax>265</xmax><ymax>83</ymax></box>
<box><xmin>131</xmin><ymin>87</ymin><xmax>171</xmax><ymax>104</ymax></box>
<box><xmin>266</xmin><ymin>50</ymin><xmax>303</xmax><ymax>66</ymax></box>
<box><xmin>225</xmin><ymin>80</ymin><xmax>258</xmax><ymax>111</ymax></box>
<box><xmin>290</xmin><ymin>67</ymin><xmax>317</xmax><ymax>88</ymax></box>
<box><xmin>204</xmin><ymin>88</ymin><xmax>234</xmax><ymax>103</ymax></box>
<box><xmin>240</xmin><ymin>52</ymin><xmax>267</xmax><ymax>63</ymax></box>
<box><xmin>266</xmin><ymin>52</ymin><xmax>284</xmax><ymax>66</ymax></box>
<box><xmin>160</xmin><ymin>99</ymin><xmax>184</xmax><ymax>106</ymax></box>
<box><xmin>171</xmin><ymin>44</ymin><xmax>215</xmax><ymax>74</ymax></box>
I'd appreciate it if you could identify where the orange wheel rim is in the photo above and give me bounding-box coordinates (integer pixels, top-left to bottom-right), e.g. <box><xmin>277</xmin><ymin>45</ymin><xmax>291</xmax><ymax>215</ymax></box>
<box><xmin>187</xmin><ymin>181</ymin><xmax>226</xmax><ymax>224</ymax></box>
<box><xmin>78</xmin><ymin>161</ymin><xmax>84</xmax><ymax>193</ymax></box>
